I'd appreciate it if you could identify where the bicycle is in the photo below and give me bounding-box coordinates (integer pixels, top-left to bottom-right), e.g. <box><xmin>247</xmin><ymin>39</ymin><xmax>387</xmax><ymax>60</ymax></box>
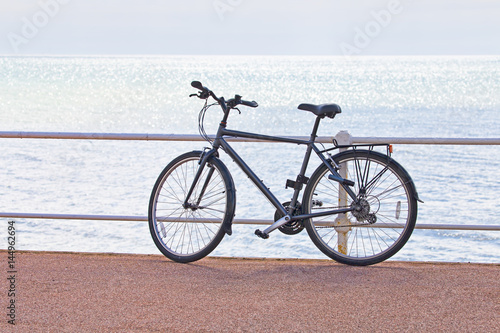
<box><xmin>148</xmin><ymin>81</ymin><xmax>421</xmax><ymax>266</ymax></box>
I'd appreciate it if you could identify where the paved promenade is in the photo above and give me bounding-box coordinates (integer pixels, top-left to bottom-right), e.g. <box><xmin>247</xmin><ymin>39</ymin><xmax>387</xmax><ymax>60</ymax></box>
<box><xmin>2</xmin><ymin>251</ymin><xmax>499</xmax><ymax>332</ymax></box>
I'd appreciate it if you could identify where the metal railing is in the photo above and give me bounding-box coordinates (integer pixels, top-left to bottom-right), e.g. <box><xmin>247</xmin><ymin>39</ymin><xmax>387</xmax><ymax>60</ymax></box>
<box><xmin>2</xmin><ymin>130</ymin><xmax>500</xmax><ymax>144</ymax></box>
<box><xmin>1</xmin><ymin>130</ymin><xmax>499</xmax><ymax>231</ymax></box>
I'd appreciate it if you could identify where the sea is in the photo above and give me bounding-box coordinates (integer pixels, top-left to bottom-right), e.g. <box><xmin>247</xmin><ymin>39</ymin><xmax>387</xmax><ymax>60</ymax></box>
<box><xmin>0</xmin><ymin>55</ymin><xmax>499</xmax><ymax>263</ymax></box>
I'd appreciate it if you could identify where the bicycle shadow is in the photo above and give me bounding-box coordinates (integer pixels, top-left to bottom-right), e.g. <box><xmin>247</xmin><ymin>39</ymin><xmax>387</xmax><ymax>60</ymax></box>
<box><xmin>150</xmin><ymin>256</ymin><xmax>421</xmax><ymax>287</ymax></box>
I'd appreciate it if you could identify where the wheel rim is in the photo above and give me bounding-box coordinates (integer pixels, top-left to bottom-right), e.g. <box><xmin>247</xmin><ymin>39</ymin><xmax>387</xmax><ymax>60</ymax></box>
<box><xmin>308</xmin><ymin>154</ymin><xmax>414</xmax><ymax>261</ymax></box>
<box><xmin>152</xmin><ymin>157</ymin><xmax>228</xmax><ymax>257</ymax></box>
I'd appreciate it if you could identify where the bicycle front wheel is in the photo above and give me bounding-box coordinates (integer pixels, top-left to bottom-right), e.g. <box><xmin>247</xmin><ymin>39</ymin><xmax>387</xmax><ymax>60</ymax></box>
<box><xmin>303</xmin><ymin>150</ymin><xmax>418</xmax><ymax>266</ymax></box>
<box><xmin>149</xmin><ymin>151</ymin><xmax>235</xmax><ymax>263</ymax></box>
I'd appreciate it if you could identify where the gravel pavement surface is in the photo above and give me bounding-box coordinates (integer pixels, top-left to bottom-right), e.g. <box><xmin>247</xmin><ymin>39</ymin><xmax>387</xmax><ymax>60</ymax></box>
<box><xmin>2</xmin><ymin>251</ymin><xmax>499</xmax><ymax>332</ymax></box>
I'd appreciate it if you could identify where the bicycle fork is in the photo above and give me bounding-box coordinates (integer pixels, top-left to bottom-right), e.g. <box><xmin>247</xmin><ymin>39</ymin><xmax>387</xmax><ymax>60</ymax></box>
<box><xmin>182</xmin><ymin>149</ymin><xmax>235</xmax><ymax>236</ymax></box>
<box><xmin>182</xmin><ymin>150</ymin><xmax>213</xmax><ymax>210</ymax></box>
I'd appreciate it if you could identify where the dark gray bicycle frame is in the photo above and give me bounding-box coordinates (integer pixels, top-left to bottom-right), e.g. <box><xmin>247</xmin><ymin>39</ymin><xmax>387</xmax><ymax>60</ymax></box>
<box><xmin>184</xmin><ymin>115</ymin><xmax>358</xmax><ymax>224</ymax></box>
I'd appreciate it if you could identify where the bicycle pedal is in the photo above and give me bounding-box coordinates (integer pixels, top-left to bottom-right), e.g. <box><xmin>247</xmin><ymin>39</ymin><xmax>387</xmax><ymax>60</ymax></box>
<box><xmin>255</xmin><ymin>229</ymin><xmax>269</xmax><ymax>239</ymax></box>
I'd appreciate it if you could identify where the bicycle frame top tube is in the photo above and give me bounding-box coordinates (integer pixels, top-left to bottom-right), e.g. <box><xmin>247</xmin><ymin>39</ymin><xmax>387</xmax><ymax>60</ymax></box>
<box><xmin>219</xmin><ymin>128</ymin><xmax>310</xmax><ymax>145</ymax></box>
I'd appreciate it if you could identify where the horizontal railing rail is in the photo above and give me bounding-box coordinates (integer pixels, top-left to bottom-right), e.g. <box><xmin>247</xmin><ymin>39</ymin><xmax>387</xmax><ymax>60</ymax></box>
<box><xmin>1</xmin><ymin>130</ymin><xmax>499</xmax><ymax>232</ymax></box>
<box><xmin>1</xmin><ymin>131</ymin><xmax>500</xmax><ymax>145</ymax></box>
<box><xmin>0</xmin><ymin>212</ymin><xmax>498</xmax><ymax>231</ymax></box>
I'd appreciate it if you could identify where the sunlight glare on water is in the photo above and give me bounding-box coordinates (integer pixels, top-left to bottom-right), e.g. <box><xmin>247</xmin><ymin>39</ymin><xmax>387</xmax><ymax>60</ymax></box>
<box><xmin>0</xmin><ymin>55</ymin><xmax>499</xmax><ymax>263</ymax></box>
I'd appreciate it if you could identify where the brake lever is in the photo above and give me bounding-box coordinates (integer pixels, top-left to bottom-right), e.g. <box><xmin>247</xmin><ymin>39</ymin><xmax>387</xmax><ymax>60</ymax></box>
<box><xmin>189</xmin><ymin>92</ymin><xmax>210</xmax><ymax>99</ymax></box>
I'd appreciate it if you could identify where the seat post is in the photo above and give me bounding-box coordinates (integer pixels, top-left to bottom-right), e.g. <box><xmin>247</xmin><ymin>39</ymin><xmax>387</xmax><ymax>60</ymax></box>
<box><xmin>309</xmin><ymin>116</ymin><xmax>322</xmax><ymax>142</ymax></box>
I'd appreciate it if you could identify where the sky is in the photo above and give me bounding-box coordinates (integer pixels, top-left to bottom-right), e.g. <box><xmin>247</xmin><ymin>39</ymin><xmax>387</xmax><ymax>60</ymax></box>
<box><xmin>0</xmin><ymin>0</ymin><xmax>499</xmax><ymax>55</ymax></box>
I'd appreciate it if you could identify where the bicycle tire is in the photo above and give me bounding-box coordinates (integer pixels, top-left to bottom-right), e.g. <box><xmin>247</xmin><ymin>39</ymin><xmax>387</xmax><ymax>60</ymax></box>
<box><xmin>148</xmin><ymin>151</ymin><xmax>236</xmax><ymax>263</ymax></box>
<box><xmin>303</xmin><ymin>150</ymin><xmax>418</xmax><ymax>266</ymax></box>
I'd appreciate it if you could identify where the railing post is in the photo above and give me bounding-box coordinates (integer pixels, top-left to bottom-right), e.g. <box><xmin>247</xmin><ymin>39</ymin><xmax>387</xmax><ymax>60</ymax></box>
<box><xmin>334</xmin><ymin>131</ymin><xmax>353</xmax><ymax>254</ymax></box>
<box><xmin>334</xmin><ymin>130</ymin><xmax>353</xmax><ymax>147</ymax></box>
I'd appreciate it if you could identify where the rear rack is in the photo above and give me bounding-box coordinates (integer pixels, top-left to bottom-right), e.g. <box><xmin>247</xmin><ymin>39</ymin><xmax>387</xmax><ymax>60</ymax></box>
<box><xmin>320</xmin><ymin>139</ymin><xmax>393</xmax><ymax>157</ymax></box>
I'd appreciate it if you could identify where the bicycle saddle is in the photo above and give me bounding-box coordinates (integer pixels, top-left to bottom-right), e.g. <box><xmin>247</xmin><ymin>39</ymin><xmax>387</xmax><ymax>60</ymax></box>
<box><xmin>298</xmin><ymin>103</ymin><xmax>341</xmax><ymax>118</ymax></box>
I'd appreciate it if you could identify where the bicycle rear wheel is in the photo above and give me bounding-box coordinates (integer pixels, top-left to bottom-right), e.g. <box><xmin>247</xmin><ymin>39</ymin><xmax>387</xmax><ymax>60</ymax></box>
<box><xmin>149</xmin><ymin>151</ymin><xmax>235</xmax><ymax>263</ymax></box>
<box><xmin>303</xmin><ymin>150</ymin><xmax>418</xmax><ymax>266</ymax></box>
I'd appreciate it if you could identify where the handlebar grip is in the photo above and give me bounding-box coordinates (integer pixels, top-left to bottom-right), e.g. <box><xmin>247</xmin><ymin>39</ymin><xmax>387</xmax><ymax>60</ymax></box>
<box><xmin>191</xmin><ymin>81</ymin><xmax>205</xmax><ymax>90</ymax></box>
<box><xmin>241</xmin><ymin>100</ymin><xmax>258</xmax><ymax>108</ymax></box>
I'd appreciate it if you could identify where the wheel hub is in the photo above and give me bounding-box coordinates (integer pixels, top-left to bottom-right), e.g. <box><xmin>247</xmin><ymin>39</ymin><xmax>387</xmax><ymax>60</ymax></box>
<box><xmin>183</xmin><ymin>202</ymin><xmax>199</xmax><ymax>211</ymax></box>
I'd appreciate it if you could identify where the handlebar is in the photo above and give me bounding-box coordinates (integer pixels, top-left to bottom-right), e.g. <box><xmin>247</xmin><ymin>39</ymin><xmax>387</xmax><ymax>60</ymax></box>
<box><xmin>190</xmin><ymin>81</ymin><xmax>258</xmax><ymax>110</ymax></box>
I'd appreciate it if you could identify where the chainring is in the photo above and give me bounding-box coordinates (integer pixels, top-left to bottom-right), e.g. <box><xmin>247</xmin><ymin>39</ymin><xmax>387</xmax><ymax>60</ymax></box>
<box><xmin>274</xmin><ymin>201</ymin><xmax>304</xmax><ymax>235</ymax></box>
